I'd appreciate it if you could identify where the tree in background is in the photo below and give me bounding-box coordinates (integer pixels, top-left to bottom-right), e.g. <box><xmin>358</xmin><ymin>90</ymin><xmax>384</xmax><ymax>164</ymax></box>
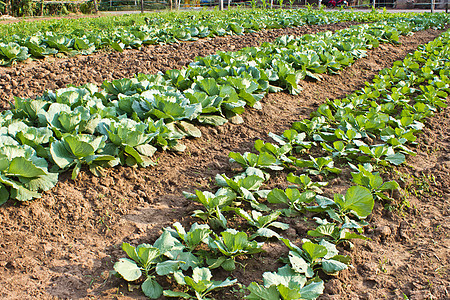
<box><xmin>2</xmin><ymin>0</ymin><xmax>96</xmax><ymax>16</ymax></box>
<box><xmin>0</xmin><ymin>1</ymin><xmax>6</xmax><ymax>15</ymax></box>
<box><xmin>8</xmin><ymin>0</ymin><xmax>36</xmax><ymax>16</ymax></box>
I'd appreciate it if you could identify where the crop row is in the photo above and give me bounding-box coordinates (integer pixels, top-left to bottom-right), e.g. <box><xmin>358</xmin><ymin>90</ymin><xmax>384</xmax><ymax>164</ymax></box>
<box><xmin>1</xmin><ymin>16</ymin><xmax>445</xmax><ymax>204</ymax></box>
<box><xmin>0</xmin><ymin>8</ymin><xmax>423</xmax><ymax>39</ymax></box>
<box><xmin>1</xmin><ymin>9</ymin><xmax>449</xmax><ymax>65</ymax></box>
<box><xmin>111</xmin><ymin>27</ymin><xmax>450</xmax><ymax>299</ymax></box>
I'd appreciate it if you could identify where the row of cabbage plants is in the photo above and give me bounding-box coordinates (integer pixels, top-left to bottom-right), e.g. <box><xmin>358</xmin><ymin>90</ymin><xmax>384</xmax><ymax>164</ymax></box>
<box><xmin>1</xmin><ymin>9</ymin><xmax>449</xmax><ymax>65</ymax></box>
<box><xmin>0</xmin><ymin>18</ymin><xmax>439</xmax><ymax>204</ymax></box>
<box><xmin>112</xmin><ymin>27</ymin><xmax>450</xmax><ymax>299</ymax></box>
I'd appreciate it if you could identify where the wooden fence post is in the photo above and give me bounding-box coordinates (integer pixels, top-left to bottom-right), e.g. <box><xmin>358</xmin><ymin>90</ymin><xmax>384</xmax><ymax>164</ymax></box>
<box><xmin>140</xmin><ymin>0</ymin><xmax>144</xmax><ymax>12</ymax></box>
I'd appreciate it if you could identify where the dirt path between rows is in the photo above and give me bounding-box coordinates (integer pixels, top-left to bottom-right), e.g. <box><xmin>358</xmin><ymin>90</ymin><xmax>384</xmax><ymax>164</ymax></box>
<box><xmin>0</xmin><ymin>25</ymin><xmax>448</xmax><ymax>299</ymax></box>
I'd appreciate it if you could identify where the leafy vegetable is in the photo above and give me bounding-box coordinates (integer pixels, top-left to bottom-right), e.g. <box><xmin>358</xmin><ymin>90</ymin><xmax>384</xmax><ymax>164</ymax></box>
<box><xmin>114</xmin><ymin>232</ymin><xmax>185</xmax><ymax>299</ymax></box>
<box><xmin>208</xmin><ymin>229</ymin><xmax>264</xmax><ymax>271</ymax></box>
<box><xmin>231</xmin><ymin>209</ymin><xmax>289</xmax><ymax>239</ymax></box>
<box><xmin>184</xmin><ymin>189</ymin><xmax>236</xmax><ymax>230</ymax></box>
<box><xmin>164</xmin><ymin>267</ymin><xmax>236</xmax><ymax>300</ymax></box>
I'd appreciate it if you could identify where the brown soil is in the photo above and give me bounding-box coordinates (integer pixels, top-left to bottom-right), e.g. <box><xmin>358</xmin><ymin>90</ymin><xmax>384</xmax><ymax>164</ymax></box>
<box><xmin>0</xmin><ymin>25</ymin><xmax>449</xmax><ymax>300</ymax></box>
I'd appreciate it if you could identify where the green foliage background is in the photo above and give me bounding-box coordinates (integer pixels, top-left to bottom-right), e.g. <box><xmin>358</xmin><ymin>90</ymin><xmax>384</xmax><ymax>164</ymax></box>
<box><xmin>1</xmin><ymin>0</ymin><xmax>95</xmax><ymax>17</ymax></box>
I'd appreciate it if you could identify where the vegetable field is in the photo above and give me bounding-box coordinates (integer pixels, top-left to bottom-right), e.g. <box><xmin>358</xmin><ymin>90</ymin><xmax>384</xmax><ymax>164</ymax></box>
<box><xmin>0</xmin><ymin>9</ymin><xmax>449</xmax><ymax>300</ymax></box>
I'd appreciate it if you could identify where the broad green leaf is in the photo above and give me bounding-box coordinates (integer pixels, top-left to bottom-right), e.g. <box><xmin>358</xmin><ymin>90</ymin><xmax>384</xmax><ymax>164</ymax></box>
<box><xmin>197</xmin><ymin>78</ymin><xmax>220</xmax><ymax>96</ymax></box>
<box><xmin>277</xmin><ymin>285</ymin><xmax>302</xmax><ymax>299</ymax></box>
<box><xmin>163</xmin><ymin>290</ymin><xmax>192</xmax><ymax>299</ymax></box>
<box><xmin>135</xmin><ymin>144</ymin><xmax>157</xmax><ymax>157</ymax></box>
<box><xmin>19</xmin><ymin>172</ymin><xmax>58</xmax><ymax>192</ymax></box>
<box><xmin>50</xmin><ymin>141</ymin><xmax>74</xmax><ymax>169</ymax></box>
<box><xmin>10</xmin><ymin>184</ymin><xmax>41</xmax><ymax>201</ymax></box>
<box><xmin>321</xmin><ymin>259</ymin><xmax>348</xmax><ymax>275</ymax></box>
<box><xmin>156</xmin><ymin>260</ymin><xmax>181</xmax><ymax>276</ymax></box>
<box><xmin>207</xmin><ymin>277</ymin><xmax>237</xmax><ymax>293</ymax></box>
<box><xmin>0</xmin><ymin>183</ymin><xmax>10</xmax><ymax>205</ymax></box>
<box><xmin>0</xmin><ymin>174</ymin><xmax>40</xmax><ymax>201</ymax></box>
<box><xmin>255</xmin><ymin>228</ymin><xmax>281</xmax><ymax>239</ymax></box>
<box><xmin>242</xmin><ymin>175</ymin><xmax>264</xmax><ymax>191</ymax></box>
<box><xmin>340</xmin><ymin>231</ymin><xmax>370</xmax><ymax>241</ymax></box>
<box><xmin>385</xmin><ymin>153</ymin><xmax>405</xmax><ymax>165</ymax></box>
<box><xmin>337</xmin><ymin>186</ymin><xmax>374</xmax><ymax>219</ymax></box>
<box><xmin>263</xmin><ymin>266</ymin><xmax>306</xmax><ymax>289</ymax></box>
<box><xmin>153</xmin><ymin>230</ymin><xmax>183</xmax><ymax>255</ymax></box>
<box><xmin>178</xmin><ymin>121</ymin><xmax>202</xmax><ymax>138</ymax></box>
<box><xmin>185</xmin><ymin>276</ymin><xmax>211</xmax><ymax>294</ymax></box>
<box><xmin>302</xmin><ymin>242</ymin><xmax>328</xmax><ymax>262</ymax></box>
<box><xmin>307</xmin><ymin>224</ymin><xmax>336</xmax><ymax>238</ymax></box>
<box><xmin>124</xmin><ymin>145</ymin><xmax>144</xmax><ymax>165</ymax></box>
<box><xmin>113</xmin><ymin>258</ymin><xmax>142</xmax><ymax>281</ymax></box>
<box><xmin>270</xmin><ymin>221</ymin><xmax>289</xmax><ymax>230</ymax></box>
<box><xmin>8</xmin><ymin>157</ymin><xmax>47</xmax><ymax>178</ymax></box>
<box><xmin>319</xmin><ymin>240</ymin><xmax>339</xmax><ymax>259</ymax></box>
<box><xmin>184</xmin><ymin>223</ymin><xmax>211</xmax><ymax>249</ymax></box>
<box><xmin>221</xmin><ymin>230</ymin><xmax>247</xmax><ymax>253</ymax></box>
<box><xmin>299</xmin><ymin>280</ymin><xmax>324</xmax><ymax>299</ymax></box>
<box><xmin>173</xmin><ymin>270</ymin><xmax>186</xmax><ymax>285</ymax></box>
<box><xmin>0</xmin><ymin>42</ymin><xmax>29</xmax><ymax>60</ymax></box>
<box><xmin>246</xmin><ymin>282</ymin><xmax>280</xmax><ymax>300</ymax></box>
<box><xmin>208</xmin><ymin>256</ymin><xmax>227</xmax><ymax>269</ymax></box>
<box><xmin>267</xmin><ymin>189</ymin><xmax>289</xmax><ymax>205</ymax></box>
<box><xmin>0</xmin><ymin>158</ymin><xmax>9</xmax><ymax>172</ymax></box>
<box><xmin>71</xmin><ymin>161</ymin><xmax>80</xmax><ymax>180</ymax></box>
<box><xmin>257</xmin><ymin>152</ymin><xmax>277</xmax><ymax>167</ymax></box>
<box><xmin>142</xmin><ymin>277</ymin><xmax>163</xmax><ymax>299</ymax></box>
<box><xmin>138</xmin><ymin>246</ymin><xmax>161</xmax><ymax>267</ymax></box>
<box><xmin>380</xmin><ymin>181</ymin><xmax>400</xmax><ymax>191</ymax></box>
<box><xmin>221</xmin><ymin>258</ymin><xmax>236</xmax><ymax>271</ymax></box>
<box><xmin>289</xmin><ymin>252</ymin><xmax>313</xmax><ymax>277</ymax></box>
<box><xmin>192</xmin><ymin>267</ymin><xmax>212</xmax><ymax>283</ymax></box>
<box><xmin>176</xmin><ymin>251</ymin><xmax>202</xmax><ymax>271</ymax></box>
<box><xmin>64</xmin><ymin>135</ymin><xmax>95</xmax><ymax>158</ymax></box>
<box><xmin>122</xmin><ymin>242</ymin><xmax>139</xmax><ymax>262</ymax></box>
<box><xmin>229</xmin><ymin>152</ymin><xmax>248</xmax><ymax>167</ymax></box>
<box><xmin>173</xmin><ymin>222</ymin><xmax>187</xmax><ymax>238</ymax></box>
<box><xmin>111</xmin><ymin>42</ymin><xmax>124</xmax><ymax>52</ymax></box>
<box><xmin>197</xmin><ymin>115</ymin><xmax>228</xmax><ymax>126</ymax></box>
